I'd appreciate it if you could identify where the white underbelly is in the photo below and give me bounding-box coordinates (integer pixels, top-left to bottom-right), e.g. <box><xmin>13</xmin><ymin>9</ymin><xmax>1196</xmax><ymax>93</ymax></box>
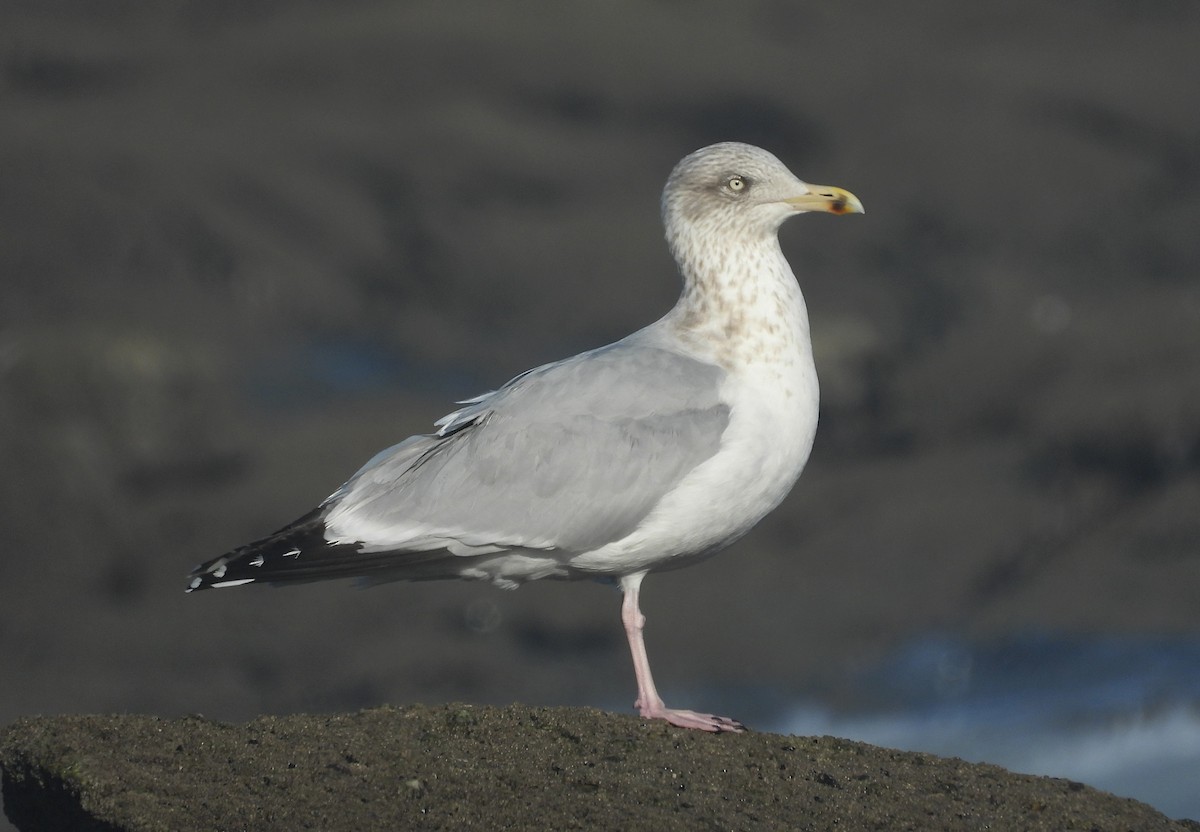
<box><xmin>569</xmin><ymin>359</ymin><xmax>818</xmax><ymax>576</ymax></box>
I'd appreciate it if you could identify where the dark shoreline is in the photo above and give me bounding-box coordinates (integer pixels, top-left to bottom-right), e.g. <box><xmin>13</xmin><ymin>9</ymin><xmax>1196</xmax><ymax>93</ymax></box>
<box><xmin>4</xmin><ymin>704</ymin><xmax>1197</xmax><ymax>832</ymax></box>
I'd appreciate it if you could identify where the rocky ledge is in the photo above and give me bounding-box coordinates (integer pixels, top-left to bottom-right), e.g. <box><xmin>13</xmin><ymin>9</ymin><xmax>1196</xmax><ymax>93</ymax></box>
<box><xmin>2</xmin><ymin>704</ymin><xmax>1196</xmax><ymax>831</ymax></box>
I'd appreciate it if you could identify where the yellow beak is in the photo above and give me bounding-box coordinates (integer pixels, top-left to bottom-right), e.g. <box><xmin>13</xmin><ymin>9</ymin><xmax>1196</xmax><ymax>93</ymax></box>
<box><xmin>784</xmin><ymin>185</ymin><xmax>865</xmax><ymax>216</ymax></box>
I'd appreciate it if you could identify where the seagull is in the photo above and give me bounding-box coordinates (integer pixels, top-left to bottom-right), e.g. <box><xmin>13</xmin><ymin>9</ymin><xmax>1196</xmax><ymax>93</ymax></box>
<box><xmin>188</xmin><ymin>142</ymin><xmax>863</xmax><ymax>732</ymax></box>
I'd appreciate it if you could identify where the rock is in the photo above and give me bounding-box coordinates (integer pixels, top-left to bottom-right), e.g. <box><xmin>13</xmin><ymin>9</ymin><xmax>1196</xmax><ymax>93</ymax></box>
<box><xmin>3</xmin><ymin>704</ymin><xmax>1195</xmax><ymax>832</ymax></box>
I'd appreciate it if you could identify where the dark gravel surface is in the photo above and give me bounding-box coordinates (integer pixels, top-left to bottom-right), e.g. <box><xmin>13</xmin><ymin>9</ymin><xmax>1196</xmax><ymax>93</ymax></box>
<box><xmin>5</xmin><ymin>704</ymin><xmax>1198</xmax><ymax>832</ymax></box>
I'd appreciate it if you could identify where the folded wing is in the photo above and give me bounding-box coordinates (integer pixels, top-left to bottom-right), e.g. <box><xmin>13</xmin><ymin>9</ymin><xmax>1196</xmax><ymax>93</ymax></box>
<box><xmin>188</xmin><ymin>338</ymin><xmax>729</xmax><ymax>590</ymax></box>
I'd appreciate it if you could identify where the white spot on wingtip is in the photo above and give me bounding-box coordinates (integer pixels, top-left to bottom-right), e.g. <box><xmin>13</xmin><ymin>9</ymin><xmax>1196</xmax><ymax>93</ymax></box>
<box><xmin>211</xmin><ymin>578</ymin><xmax>256</xmax><ymax>588</ymax></box>
<box><xmin>188</xmin><ymin>577</ymin><xmax>202</xmax><ymax>591</ymax></box>
<box><xmin>249</xmin><ymin>555</ymin><xmax>265</xmax><ymax>567</ymax></box>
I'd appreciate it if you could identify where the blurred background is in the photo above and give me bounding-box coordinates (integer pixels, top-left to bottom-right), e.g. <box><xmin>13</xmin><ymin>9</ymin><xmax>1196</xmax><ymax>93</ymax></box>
<box><xmin>3</xmin><ymin>0</ymin><xmax>1199</xmax><ymax>823</ymax></box>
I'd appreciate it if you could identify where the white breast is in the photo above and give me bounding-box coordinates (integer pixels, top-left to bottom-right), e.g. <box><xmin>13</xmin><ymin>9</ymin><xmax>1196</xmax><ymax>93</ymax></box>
<box><xmin>570</xmin><ymin>244</ymin><xmax>820</xmax><ymax>577</ymax></box>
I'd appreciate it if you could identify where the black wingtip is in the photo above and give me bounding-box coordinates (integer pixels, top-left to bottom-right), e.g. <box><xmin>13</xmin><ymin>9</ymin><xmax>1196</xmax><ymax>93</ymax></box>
<box><xmin>186</xmin><ymin>508</ymin><xmax>332</xmax><ymax>592</ymax></box>
<box><xmin>187</xmin><ymin>507</ymin><xmax>472</xmax><ymax>591</ymax></box>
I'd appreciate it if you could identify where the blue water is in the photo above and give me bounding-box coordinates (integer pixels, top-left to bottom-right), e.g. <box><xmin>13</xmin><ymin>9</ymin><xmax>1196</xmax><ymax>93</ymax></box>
<box><xmin>767</xmin><ymin>635</ymin><xmax>1200</xmax><ymax>821</ymax></box>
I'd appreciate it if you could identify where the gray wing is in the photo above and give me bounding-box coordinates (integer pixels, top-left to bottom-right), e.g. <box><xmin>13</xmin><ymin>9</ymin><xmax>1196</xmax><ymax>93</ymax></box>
<box><xmin>322</xmin><ymin>339</ymin><xmax>730</xmax><ymax>555</ymax></box>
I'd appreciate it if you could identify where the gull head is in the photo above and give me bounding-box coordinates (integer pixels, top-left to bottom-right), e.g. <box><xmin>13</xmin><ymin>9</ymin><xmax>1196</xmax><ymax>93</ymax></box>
<box><xmin>662</xmin><ymin>142</ymin><xmax>863</xmax><ymax>243</ymax></box>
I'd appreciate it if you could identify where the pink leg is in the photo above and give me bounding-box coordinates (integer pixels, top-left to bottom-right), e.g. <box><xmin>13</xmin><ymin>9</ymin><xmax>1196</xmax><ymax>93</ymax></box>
<box><xmin>618</xmin><ymin>572</ymin><xmax>745</xmax><ymax>733</ymax></box>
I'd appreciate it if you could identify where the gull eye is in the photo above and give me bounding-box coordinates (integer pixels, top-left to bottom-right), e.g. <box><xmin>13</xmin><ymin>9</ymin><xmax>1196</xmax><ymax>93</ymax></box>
<box><xmin>726</xmin><ymin>176</ymin><xmax>747</xmax><ymax>193</ymax></box>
